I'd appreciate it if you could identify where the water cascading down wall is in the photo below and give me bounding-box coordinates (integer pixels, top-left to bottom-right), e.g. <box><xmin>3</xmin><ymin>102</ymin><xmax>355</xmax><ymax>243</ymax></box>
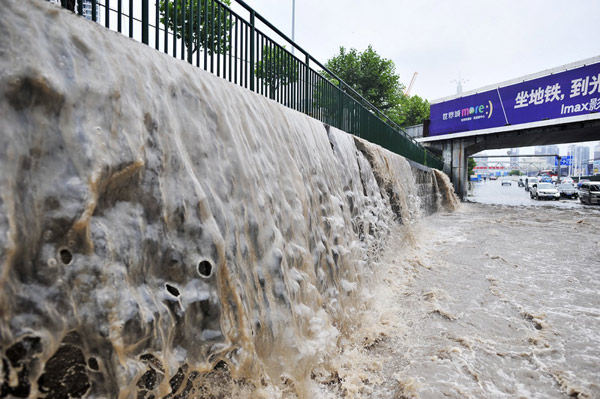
<box><xmin>0</xmin><ymin>1</ymin><xmax>457</xmax><ymax>397</ymax></box>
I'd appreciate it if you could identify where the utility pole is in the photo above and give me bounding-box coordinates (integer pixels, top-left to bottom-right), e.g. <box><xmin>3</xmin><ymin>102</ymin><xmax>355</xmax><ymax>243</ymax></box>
<box><xmin>291</xmin><ymin>0</ymin><xmax>296</xmax><ymax>55</ymax></box>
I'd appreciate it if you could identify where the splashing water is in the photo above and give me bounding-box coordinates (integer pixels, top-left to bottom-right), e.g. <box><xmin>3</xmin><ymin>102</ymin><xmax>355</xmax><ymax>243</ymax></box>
<box><xmin>0</xmin><ymin>1</ymin><xmax>457</xmax><ymax>398</ymax></box>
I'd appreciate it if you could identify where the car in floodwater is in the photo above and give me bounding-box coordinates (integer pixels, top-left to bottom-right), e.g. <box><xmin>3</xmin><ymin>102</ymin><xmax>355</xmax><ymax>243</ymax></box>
<box><xmin>501</xmin><ymin>178</ymin><xmax>512</xmax><ymax>186</ymax></box>
<box><xmin>530</xmin><ymin>182</ymin><xmax>560</xmax><ymax>200</ymax></box>
<box><xmin>557</xmin><ymin>183</ymin><xmax>579</xmax><ymax>199</ymax></box>
<box><xmin>525</xmin><ymin>177</ymin><xmax>539</xmax><ymax>192</ymax></box>
<box><xmin>579</xmin><ymin>182</ymin><xmax>600</xmax><ymax>205</ymax></box>
<box><xmin>518</xmin><ymin>177</ymin><xmax>525</xmax><ymax>187</ymax></box>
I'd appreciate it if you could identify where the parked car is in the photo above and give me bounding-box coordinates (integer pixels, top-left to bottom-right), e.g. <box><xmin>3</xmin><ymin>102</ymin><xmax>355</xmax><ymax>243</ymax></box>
<box><xmin>557</xmin><ymin>183</ymin><xmax>578</xmax><ymax>199</ymax></box>
<box><xmin>561</xmin><ymin>177</ymin><xmax>574</xmax><ymax>185</ymax></box>
<box><xmin>525</xmin><ymin>177</ymin><xmax>539</xmax><ymax>192</ymax></box>
<box><xmin>579</xmin><ymin>182</ymin><xmax>600</xmax><ymax>205</ymax></box>
<box><xmin>489</xmin><ymin>175</ymin><xmax>498</xmax><ymax>180</ymax></box>
<box><xmin>501</xmin><ymin>178</ymin><xmax>512</xmax><ymax>186</ymax></box>
<box><xmin>530</xmin><ymin>183</ymin><xmax>560</xmax><ymax>200</ymax></box>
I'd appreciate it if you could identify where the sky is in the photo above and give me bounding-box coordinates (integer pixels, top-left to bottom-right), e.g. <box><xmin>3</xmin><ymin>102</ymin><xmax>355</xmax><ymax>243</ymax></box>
<box><xmin>232</xmin><ymin>0</ymin><xmax>600</xmax><ymax>102</ymax></box>
<box><xmin>230</xmin><ymin>0</ymin><xmax>600</xmax><ymax>157</ymax></box>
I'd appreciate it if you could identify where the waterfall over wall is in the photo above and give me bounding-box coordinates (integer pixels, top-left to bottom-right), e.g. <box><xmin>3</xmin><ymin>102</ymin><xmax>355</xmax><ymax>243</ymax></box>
<box><xmin>0</xmin><ymin>1</ymin><xmax>457</xmax><ymax>397</ymax></box>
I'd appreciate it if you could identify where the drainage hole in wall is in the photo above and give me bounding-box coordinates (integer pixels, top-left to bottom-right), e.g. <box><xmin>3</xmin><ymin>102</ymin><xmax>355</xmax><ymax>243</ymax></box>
<box><xmin>88</xmin><ymin>357</ymin><xmax>99</xmax><ymax>371</ymax></box>
<box><xmin>165</xmin><ymin>284</ymin><xmax>180</xmax><ymax>297</ymax></box>
<box><xmin>59</xmin><ymin>249</ymin><xmax>73</xmax><ymax>265</ymax></box>
<box><xmin>198</xmin><ymin>260</ymin><xmax>212</xmax><ymax>278</ymax></box>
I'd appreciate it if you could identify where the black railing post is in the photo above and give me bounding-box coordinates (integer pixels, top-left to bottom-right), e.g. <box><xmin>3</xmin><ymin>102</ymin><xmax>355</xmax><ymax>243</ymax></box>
<box><xmin>105</xmin><ymin>0</ymin><xmax>110</xmax><ymax>28</ymax></box>
<box><xmin>249</xmin><ymin>10</ymin><xmax>255</xmax><ymax>91</ymax></box>
<box><xmin>181</xmin><ymin>0</ymin><xmax>186</xmax><ymax>60</ymax></box>
<box><xmin>117</xmin><ymin>0</ymin><xmax>122</xmax><ymax>32</ymax></box>
<box><xmin>188</xmin><ymin>0</ymin><xmax>193</xmax><ymax>63</ymax></box>
<box><xmin>203</xmin><ymin>0</ymin><xmax>208</xmax><ymax>70</ymax></box>
<box><xmin>77</xmin><ymin>0</ymin><xmax>83</xmax><ymax>16</ymax></box>
<box><xmin>173</xmin><ymin>0</ymin><xmax>178</xmax><ymax>58</ymax></box>
<box><xmin>338</xmin><ymin>81</ymin><xmax>343</xmax><ymax>130</ymax></box>
<box><xmin>91</xmin><ymin>0</ymin><xmax>97</xmax><ymax>21</ymax></box>
<box><xmin>128</xmin><ymin>0</ymin><xmax>133</xmax><ymax>38</ymax></box>
<box><xmin>164</xmin><ymin>0</ymin><xmax>169</xmax><ymax>54</ymax></box>
<box><xmin>304</xmin><ymin>53</ymin><xmax>309</xmax><ymax>113</ymax></box>
<box><xmin>155</xmin><ymin>0</ymin><xmax>159</xmax><ymax>49</ymax></box>
<box><xmin>142</xmin><ymin>0</ymin><xmax>149</xmax><ymax>44</ymax></box>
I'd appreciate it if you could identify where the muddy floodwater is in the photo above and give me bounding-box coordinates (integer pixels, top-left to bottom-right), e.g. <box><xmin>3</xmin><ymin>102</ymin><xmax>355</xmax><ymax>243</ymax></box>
<box><xmin>316</xmin><ymin>202</ymin><xmax>600</xmax><ymax>398</ymax></box>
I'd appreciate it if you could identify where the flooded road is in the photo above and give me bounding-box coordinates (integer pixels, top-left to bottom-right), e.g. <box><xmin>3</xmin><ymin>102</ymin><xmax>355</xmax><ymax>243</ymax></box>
<box><xmin>469</xmin><ymin>179</ymin><xmax>585</xmax><ymax>208</ymax></box>
<box><xmin>317</xmin><ymin>202</ymin><xmax>600</xmax><ymax>398</ymax></box>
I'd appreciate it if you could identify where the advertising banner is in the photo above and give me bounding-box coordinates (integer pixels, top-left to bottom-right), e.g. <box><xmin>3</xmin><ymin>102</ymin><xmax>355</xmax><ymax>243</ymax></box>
<box><xmin>430</xmin><ymin>61</ymin><xmax>600</xmax><ymax>136</ymax></box>
<box><xmin>594</xmin><ymin>160</ymin><xmax>600</xmax><ymax>175</ymax></box>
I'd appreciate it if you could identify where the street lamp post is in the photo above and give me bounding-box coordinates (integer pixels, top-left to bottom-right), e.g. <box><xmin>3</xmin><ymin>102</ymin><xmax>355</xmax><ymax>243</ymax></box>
<box><xmin>291</xmin><ymin>0</ymin><xmax>296</xmax><ymax>54</ymax></box>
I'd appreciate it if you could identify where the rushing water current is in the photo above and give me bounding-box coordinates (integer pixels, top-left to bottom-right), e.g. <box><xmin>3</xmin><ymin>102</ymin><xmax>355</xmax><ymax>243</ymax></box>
<box><xmin>312</xmin><ymin>203</ymin><xmax>600</xmax><ymax>399</ymax></box>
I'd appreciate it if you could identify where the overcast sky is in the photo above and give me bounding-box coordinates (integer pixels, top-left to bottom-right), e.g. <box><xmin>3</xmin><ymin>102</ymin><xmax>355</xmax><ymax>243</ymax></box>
<box><xmin>232</xmin><ymin>0</ymin><xmax>600</xmax><ymax>101</ymax></box>
<box><xmin>231</xmin><ymin>0</ymin><xmax>600</xmax><ymax>156</ymax></box>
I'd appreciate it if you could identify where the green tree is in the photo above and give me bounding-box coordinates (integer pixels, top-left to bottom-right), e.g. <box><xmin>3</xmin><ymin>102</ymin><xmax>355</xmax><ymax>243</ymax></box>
<box><xmin>392</xmin><ymin>95</ymin><xmax>430</xmax><ymax>127</ymax></box>
<box><xmin>322</xmin><ymin>45</ymin><xmax>432</xmax><ymax>128</ymax></box>
<box><xmin>255</xmin><ymin>45</ymin><xmax>299</xmax><ymax>100</ymax></box>
<box><xmin>324</xmin><ymin>45</ymin><xmax>404</xmax><ymax>112</ymax></box>
<box><xmin>399</xmin><ymin>96</ymin><xmax>429</xmax><ymax>127</ymax></box>
<box><xmin>159</xmin><ymin>0</ymin><xmax>232</xmax><ymax>55</ymax></box>
<box><xmin>509</xmin><ymin>169</ymin><xmax>522</xmax><ymax>176</ymax></box>
<box><xmin>468</xmin><ymin>157</ymin><xmax>477</xmax><ymax>176</ymax></box>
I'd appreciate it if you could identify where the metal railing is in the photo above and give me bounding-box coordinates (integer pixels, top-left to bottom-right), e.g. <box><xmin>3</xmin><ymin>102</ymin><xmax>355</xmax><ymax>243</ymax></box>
<box><xmin>59</xmin><ymin>0</ymin><xmax>444</xmax><ymax>170</ymax></box>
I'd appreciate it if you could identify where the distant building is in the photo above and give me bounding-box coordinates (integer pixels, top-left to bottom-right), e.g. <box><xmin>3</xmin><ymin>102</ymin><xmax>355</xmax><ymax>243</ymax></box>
<box><xmin>81</xmin><ymin>0</ymin><xmax>100</xmax><ymax>21</ymax></box>
<box><xmin>520</xmin><ymin>157</ymin><xmax>544</xmax><ymax>176</ymax></box>
<box><xmin>47</xmin><ymin>0</ymin><xmax>99</xmax><ymax>21</ymax></box>
<box><xmin>534</xmin><ymin>145</ymin><xmax>559</xmax><ymax>169</ymax></box>
<box><xmin>568</xmin><ymin>145</ymin><xmax>590</xmax><ymax>176</ymax></box>
<box><xmin>594</xmin><ymin>142</ymin><xmax>600</xmax><ymax>161</ymax></box>
<box><xmin>509</xmin><ymin>148</ymin><xmax>519</xmax><ymax>170</ymax></box>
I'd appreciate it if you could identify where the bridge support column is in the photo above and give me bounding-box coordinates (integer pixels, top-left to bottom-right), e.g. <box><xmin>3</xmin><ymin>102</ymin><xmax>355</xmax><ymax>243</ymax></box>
<box><xmin>443</xmin><ymin>140</ymin><xmax>469</xmax><ymax>201</ymax></box>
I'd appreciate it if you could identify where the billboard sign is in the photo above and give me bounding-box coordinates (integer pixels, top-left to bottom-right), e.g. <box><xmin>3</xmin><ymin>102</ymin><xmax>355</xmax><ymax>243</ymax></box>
<box><xmin>430</xmin><ymin>61</ymin><xmax>600</xmax><ymax>136</ymax></box>
<box><xmin>594</xmin><ymin>160</ymin><xmax>600</xmax><ymax>175</ymax></box>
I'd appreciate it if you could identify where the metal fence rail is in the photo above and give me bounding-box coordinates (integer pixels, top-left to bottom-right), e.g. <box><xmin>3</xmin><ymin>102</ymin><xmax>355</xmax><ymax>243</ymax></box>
<box><xmin>60</xmin><ymin>0</ymin><xmax>444</xmax><ymax>170</ymax></box>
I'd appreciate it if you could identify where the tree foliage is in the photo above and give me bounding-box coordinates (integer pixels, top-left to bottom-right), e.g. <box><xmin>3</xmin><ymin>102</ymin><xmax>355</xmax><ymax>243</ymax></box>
<box><xmin>255</xmin><ymin>45</ymin><xmax>299</xmax><ymax>99</ymax></box>
<box><xmin>391</xmin><ymin>95</ymin><xmax>430</xmax><ymax>127</ymax></box>
<box><xmin>323</xmin><ymin>45</ymin><xmax>430</xmax><ymax>128</ymax></box>
<box><xmin>324</xmin><ymin>45</ymin><xmax>404</xmax><ymax>112</ymax></box>
<box><xmin>468</xmin><ymin>157</ymin><xmax>477</xmax><ymax>176</ymax></box>
<box><xmin>159</xmin><ymin>0</ymin><xmax>232</xmax><ymax>54</ymax></box>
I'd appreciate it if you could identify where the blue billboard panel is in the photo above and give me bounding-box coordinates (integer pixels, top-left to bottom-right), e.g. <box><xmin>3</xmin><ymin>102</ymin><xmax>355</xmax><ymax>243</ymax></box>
<box><xmin>430</xmin><ymin>61</ymin><xmax>600</xmax><ymax>136</ymax></box>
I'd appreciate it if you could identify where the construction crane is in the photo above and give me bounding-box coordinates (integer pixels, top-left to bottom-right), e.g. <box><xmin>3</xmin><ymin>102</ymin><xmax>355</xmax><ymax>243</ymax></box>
<box><xmin>405</xmin><ymin>72</ymin><xmax>418</xmax><ymax>96</ymax></box>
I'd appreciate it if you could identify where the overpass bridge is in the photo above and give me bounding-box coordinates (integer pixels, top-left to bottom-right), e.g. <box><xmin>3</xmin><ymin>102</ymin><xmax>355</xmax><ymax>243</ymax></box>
<box><xmin>417</xmin><ymin>56</ymin><xmax>600</xmax><ymax>199</ymax></box>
